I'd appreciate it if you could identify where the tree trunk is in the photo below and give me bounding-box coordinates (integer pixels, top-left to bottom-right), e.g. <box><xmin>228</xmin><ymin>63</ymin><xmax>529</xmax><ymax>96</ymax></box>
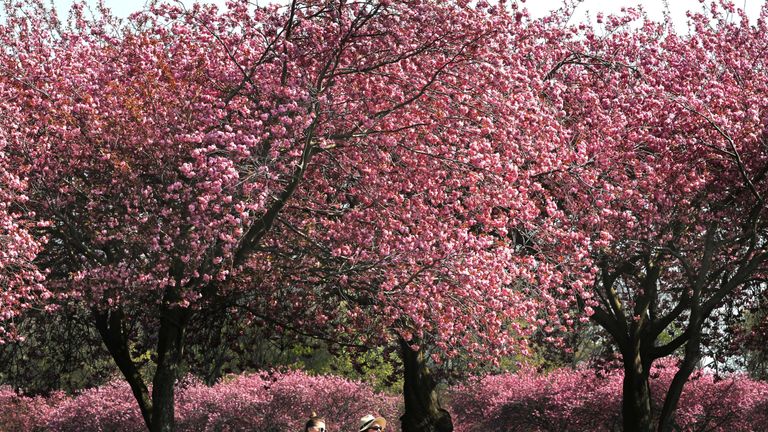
<box><xmin>622</xmin><ymin>348</ymin><xmax>653</xmax><ymax>432</ymax></box>
<box><xmin>94</xmin><ymin>291</ymin><xmax>191</xmax><ymax>432</ymax></box>
<box><xmin>656</xmin><ymin>357</ymin><xmax>696</xmax><ymax>432</ymax></box>
<box><xmin>399</xmin><ymin>339</ymin><xmax>453</xmax><ymax>432</ymax></box>
<box><xmin>657</xmin><ymin>321</ymin><xmax>702</xmax><ymax>432</ymax></box>
<box><xmin>93</xmin><ymin>308</ymin><xmax>153</xmax><ymax>430</ymax></box>
<box><xmin>150</xmin><ymin>302</ymin><xmax>190</xmax><ymax>432</ymax></box>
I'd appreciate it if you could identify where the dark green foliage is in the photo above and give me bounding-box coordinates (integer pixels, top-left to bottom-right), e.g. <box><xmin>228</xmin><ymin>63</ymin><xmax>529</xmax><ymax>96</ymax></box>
<box><xmin>0</xmin><ymin>304</ymin><xmax>116</xmax><ymax>395</ymax></box>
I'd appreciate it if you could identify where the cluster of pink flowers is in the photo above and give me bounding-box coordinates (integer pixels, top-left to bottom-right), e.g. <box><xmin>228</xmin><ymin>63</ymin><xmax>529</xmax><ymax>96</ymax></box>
<box><xmin>0</xmin><ymin>126</ymin><xmax>48</xmax><ymax>343</ymax></box>
<box><xmin>0</xmin><ymin>370</ymin><xmax>399</xmax><ymax>431</ymax></box>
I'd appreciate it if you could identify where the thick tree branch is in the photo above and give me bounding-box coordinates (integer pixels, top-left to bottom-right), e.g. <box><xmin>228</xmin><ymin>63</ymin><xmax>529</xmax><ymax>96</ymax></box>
<box><xmin>92</xmin><ymin>308</ymin><xmax>153</xmax><ymax>430</ymax></box>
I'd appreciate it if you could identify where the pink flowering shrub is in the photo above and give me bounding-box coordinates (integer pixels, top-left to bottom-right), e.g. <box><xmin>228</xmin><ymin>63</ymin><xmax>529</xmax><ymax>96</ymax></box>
<box><xmin>449</xmin><ymin>368</ymin><xmax>622</xmax><ymax>432</ymax></box>
<box><xmin>44</xmin><ymin>381</ymin><xmax>147</xmax><ymax>432</ymax></box>
<box><xmin>450</xmin><ymin>362</ymin><xmax>768</xmax><ymax>432</ymax></box>
<box><xmin>175</xmin><ymin>370</ymin><xmax>400</xmax><ymax>432</ymax></box>
<box><xmin>0</xmin><ymin>386</ymin><xmax>59</xmax><ymax>431</ymax></box>
<box><xmin>0</xmin><ymin>371</ymin><xmax>399</xmax><ymax>431</ymax></box>
<box><xmin>649</xmin><ymin>362</ymin><xmax>768</xmax><ymax>432</ymax></box>
<box><xmin>3</xmin><ymin>366</ymin><xmax>767</xmax><ymax>431</ymax></box>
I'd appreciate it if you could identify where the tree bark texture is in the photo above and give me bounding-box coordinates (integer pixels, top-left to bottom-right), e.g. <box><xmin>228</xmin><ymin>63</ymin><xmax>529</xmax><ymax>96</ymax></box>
<box><xmin>621</xmin><ymin>347</ymin><xmax>654</xmax><ymax>432</ymax></box>
<box><xmin>150</xmin><ymin>292</ymin><xmax>191</xmax><ymax>432</ymax></box>
<box><xmin>399</xmin><ymin>338</ymin><xmax>453</xmax><ymax>432</ymax></box>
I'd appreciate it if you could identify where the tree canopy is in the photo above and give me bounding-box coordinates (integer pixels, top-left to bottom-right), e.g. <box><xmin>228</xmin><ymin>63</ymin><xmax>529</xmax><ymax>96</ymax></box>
<box><xmin>1</xmin><ymin>0</ymin><xmax>768</xmax><ymax>431</ymax></box>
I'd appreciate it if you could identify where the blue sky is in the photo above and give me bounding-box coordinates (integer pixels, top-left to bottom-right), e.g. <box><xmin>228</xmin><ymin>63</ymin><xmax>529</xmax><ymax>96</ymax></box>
<box><xmin>49</xmin><ymin>0</ymin><xmax>764</xmax><ymax>29</ymax></box>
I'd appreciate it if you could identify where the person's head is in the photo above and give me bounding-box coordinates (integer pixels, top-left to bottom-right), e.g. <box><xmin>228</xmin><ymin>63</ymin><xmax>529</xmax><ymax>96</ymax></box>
<box><xmin>305</xmin><ymin>413</ymin><xmax>326</xmax><ymax>432</ymax></box>
<box><xmin>358</xmin><ymin>414</ymin><xmax>386</xmax><ymax>432</ymax></box>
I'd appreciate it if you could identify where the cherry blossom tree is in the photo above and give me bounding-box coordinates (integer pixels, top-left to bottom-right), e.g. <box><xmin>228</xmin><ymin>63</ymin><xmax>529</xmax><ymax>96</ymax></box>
<box><xmin>230</xmin><ymin>5</ymin><xmax>597</xmax><ymax>431</ymax></box>
<box><xmin>0</xmin><ymin>0</ymin><xmax>582</xmax><ymax>431</ymax></box>
<box><xmin>537</xmin><ymin>3</ymin><xmax>768</xmax><ymax>431</ymax></box>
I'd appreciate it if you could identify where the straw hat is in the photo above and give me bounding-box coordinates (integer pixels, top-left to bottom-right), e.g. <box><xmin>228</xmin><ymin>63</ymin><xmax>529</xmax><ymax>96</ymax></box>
<box><xmin>358</xmin><ymin>414</ymin><xmax>386</xmax><ymax>431</ymax></box>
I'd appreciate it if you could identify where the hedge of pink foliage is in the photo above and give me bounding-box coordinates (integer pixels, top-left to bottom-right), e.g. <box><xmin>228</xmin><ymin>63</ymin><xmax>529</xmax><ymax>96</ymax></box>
<box><xmin>3</xmin><ymin>366</ymin><xmax>768</xmax><ymax>431</ymax></box>
<box><xmin>174</xmin><ymin>372</ymin><xmax>400</xmax><ymax>432</ymax></box>
<box><xmin>0</xmin><ymin>386</ymin><xmax>62</xmax><ymax>431</ymax></box>
<box><xmin>450</xmin><ymin>362</ymin><xmax>768</xmax><ymax>432</ymax></box>
<box><xmin>0</xmin><ymin>371</ymin><xmax>399</xmax><ymax>431</ymax></box>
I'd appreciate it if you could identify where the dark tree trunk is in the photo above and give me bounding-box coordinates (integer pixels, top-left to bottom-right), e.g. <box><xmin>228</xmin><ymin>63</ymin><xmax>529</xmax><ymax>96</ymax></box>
<box><xmin>587</xmin><ymin>259</ymin><xmax>660</xmax><ymax>432</ymax></box>
<box><xmin>621</xmin><ymin>346</ymin><xmax>653</xmax><ymax>432</ymax></box>
<box><xmin>656</xmin><ymin>356</ymin><xmax>696</xmax><ymax>432</ymax></box>
<box><xmin>399</xmin><ymin>339</ymin><xmax>453</xmax><ymax>432</ymax></box>
<box><xmin>150</xmin><ymin>299</ymin><xmax>191</xmax><ymax>432</ymax></box>
<box><xmin>657</xmin><ymin>319</ymin><xmax>702</xmax><ymax>432</ymax></box>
